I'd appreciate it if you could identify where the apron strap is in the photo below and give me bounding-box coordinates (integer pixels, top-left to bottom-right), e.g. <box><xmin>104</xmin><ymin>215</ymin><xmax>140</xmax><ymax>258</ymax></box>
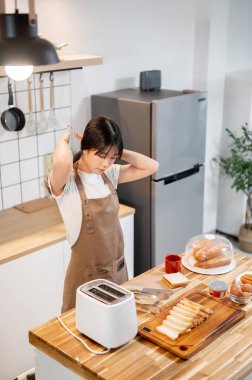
<box><xmin>101</xmin><ymin>173</ymin><xmax>117</xmax><ymax>194</ymax></box>
<box><xmin>74</xmin><ymin>161</ymin><xmax>118</xmax><ymax>234</ymax></box>
<box><xmin>75</xmin><ymin>171</ymin><xmax>95</xmax><ymax>234</ymax></box>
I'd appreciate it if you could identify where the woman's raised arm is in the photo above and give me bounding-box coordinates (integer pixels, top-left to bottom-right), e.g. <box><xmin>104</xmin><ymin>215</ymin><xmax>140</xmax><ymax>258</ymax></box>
<box><xmin>49</xmin><ymin>127</ymin><xmax>73</xmax><ymax>195</ymax></box>
<box><xmin>118</xmin><ymin>149</ymin><xmax>159</xmax><ymax>184</ymax></box>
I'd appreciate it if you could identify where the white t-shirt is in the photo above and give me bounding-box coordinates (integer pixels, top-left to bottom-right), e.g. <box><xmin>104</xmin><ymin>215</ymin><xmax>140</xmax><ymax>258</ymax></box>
<box><xmin>49</xmin><ymin>164</ymin><xmax>121</xmax><ymax>247</ymax></box>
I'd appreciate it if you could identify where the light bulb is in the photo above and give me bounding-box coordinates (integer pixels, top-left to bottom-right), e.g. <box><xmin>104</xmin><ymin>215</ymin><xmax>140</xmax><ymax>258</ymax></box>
<box><xmin>5</xmin><ymin>65</ymin><xmax>33</xmax><ymax>81</ymax></box>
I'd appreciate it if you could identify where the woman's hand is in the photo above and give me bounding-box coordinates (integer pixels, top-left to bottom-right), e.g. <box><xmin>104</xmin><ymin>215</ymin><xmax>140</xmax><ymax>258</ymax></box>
<box><xmin>49</xmin><ymin>126</ymin><xmax>74</xmax><ymax>195</ymax></box>
<box><xmin>62</xmin><ymin>127</ymin><xmax>83</xmax><ymax>143</ymax></box>
<box><xmin>74</xmin><ymin>132</ymin><xmax>83</xmax><ymax>140</ymax></box>
<box><xmin>119</xmin><ymin>149</ymin><xmax>159</xmax><ymax>184</ymax></box>
<box><xmin>63</xmin><ymin>126</ymin><xmax>71</xmax><ymax>144</ymax></box>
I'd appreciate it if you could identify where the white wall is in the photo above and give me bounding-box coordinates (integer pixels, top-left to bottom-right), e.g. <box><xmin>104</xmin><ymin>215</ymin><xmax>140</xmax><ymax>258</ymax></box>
<box><xmin>226</xmin><ymin>0</ymin><xmax>252</xmax><ymax>73</ymax></box>
<box><xmin>192</xmin><ymin>0</ymin><xmax>229</xmax><ymax>233</ymax></box>
<box><xmin>48</xmin><ymin>0</ymin><xmax>196</xmax><ymax>134</ymax></box>
<box><xmin>216</xmin><ymin>0</ymin><xmax>252</xmax><ymax>235</ymax></box>
<box><xmin>3</xmin><ymin>0</ymin><xmax>249</xmax><ymax>233</ymax></box>
<box><xmin>37</xmin><ymin>0</ymin><xmax>229</xmax><ymax>233</ymax></box>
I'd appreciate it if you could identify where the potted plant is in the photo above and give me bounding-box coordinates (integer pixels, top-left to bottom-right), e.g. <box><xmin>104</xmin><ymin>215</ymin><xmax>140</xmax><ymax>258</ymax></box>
<box><xmin>214</xmin><ymin>123</ymin><xmax>252</xmax><ymax>252</ymax></box>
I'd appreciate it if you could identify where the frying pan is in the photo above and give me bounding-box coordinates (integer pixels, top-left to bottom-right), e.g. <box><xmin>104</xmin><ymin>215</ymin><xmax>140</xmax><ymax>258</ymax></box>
<box><xmin>1</xmin><ymin>80</ymin><xmax>26</xmax><ymax>132</ymax></box>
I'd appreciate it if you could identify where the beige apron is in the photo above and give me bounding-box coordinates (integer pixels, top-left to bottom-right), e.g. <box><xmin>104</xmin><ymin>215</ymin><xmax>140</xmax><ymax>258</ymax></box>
<box><xmin>61</xmin><ymin>169</ymin><xmax>128</xmax><ymax>313</ymax></box>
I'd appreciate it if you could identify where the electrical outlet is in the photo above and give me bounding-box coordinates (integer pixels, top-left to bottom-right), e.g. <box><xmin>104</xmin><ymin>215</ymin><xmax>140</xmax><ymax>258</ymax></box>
<box><xmin>43</xmin><ymin>154</ymin><xmax>53</xmax><ymax>177</ymax></box>
<box><xmin>17</xmin><ymin>367</ymin><xmax>35</xmax><ymax>380</ymax></box>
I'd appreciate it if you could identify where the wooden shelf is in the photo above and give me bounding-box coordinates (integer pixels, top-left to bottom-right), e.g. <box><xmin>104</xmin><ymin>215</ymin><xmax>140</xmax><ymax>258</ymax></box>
<box><xmin>0</xmin><ymin>54</ymin><xmax>103</xmax><ymax>77</ymax></box>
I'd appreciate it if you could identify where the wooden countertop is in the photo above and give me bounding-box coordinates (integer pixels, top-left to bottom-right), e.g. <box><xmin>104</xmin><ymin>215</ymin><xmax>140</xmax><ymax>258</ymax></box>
<box><xmin>0</xmin><ymin>198</ymin><xmax>135</xmax><ymax>265</ymax></box>
<box><xmin>29</xmin><ymin>252</ymin><xmax>252</xmax><ymax>380</ymax></box>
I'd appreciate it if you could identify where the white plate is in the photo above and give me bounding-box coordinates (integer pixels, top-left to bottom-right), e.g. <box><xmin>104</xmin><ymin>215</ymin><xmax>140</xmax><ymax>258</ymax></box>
<box><xmin>235</xmin><ymin>271</ymin><xmax>252</xmax><ymax>286</ymax></box>
<box><xmin>182</xmin><ymin>255</ymin><xmax>236</xmax><ymax>275</ymax></box>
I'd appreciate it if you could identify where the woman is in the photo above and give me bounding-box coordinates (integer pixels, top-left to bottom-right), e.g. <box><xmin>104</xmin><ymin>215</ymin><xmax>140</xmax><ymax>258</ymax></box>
<box><xmin>48</xmin><ymin>116</ymin><xmax>159</xmax><ymax>313</ymax></box>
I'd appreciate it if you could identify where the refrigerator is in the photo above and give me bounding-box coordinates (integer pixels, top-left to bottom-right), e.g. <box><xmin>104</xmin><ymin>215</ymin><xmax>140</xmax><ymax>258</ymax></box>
<box><xmin>91</xmin><ymin>89</ymin><xmax>207</xmax><ymax>275</ymax></box>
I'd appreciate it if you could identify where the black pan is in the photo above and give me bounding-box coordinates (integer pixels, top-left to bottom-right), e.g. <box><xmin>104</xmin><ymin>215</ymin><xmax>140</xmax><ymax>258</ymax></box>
<box><xmin>1</xmin><ymin>80</ymin><xmax>26</xmax><ymax>131</ymax></box>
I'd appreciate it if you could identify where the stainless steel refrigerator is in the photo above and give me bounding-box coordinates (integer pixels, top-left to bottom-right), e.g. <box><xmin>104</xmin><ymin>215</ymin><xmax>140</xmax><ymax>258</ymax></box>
<box><xmin>91</xmin><ymin>89</ymin><xmax>207</xmax><ymax>275</ymax></box>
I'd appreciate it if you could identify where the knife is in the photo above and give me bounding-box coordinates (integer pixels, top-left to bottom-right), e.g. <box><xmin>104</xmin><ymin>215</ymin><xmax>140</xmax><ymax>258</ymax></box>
<box><xmin>123</xmin><ymin>285</ymin><xmax>174</xmax><ymax>293</ymax></box>
<box><xmin>134</xmin><ymin>292</ymin><xmax>171</xmax><ymax>300</ymax></box>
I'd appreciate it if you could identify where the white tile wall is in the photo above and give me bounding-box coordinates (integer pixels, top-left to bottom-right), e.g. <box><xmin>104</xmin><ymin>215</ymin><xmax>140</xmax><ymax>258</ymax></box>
<box><xmin>20</xmin><ymin>158</ymin><xmax>39</xmax><ymax>182</ymax></box>
<box><xmin>37</xmin><ymin>132</ymin><xmax>55</xmax><ymax>156</ymax></box>
<box><xmin>21</xmin><ymin>179</ymin><xmax>40</xmax><ymax>202</ymax></box>
<box><xmin>0</xmin><ymin>139</ymin><xmax>19</xmax><ymax>164</ymax></box>
<box><xmin>38</xmin><ymin>156</ymin><xmax>46</xmax><ymax>178</ymax></box>
<box><xmin>19</xmin><ymin>135</ymin><xmax>38</xmax><ymax>160</ymax></box>
<box><xmin>0</xmin><ymin>71</ymin><xmax>72</xmax><ymax>209</ymax></box>
<box><xmin>0</xmin><ymin>189</ymin><xmax>2</xmax><ymax>211</ymax></box>
<box><xmin>39</xmin><ymin>179</ymin><xmax>49</xmax><ymax>198</ymax></box>
<box><xmin>2</xmin><ymin>184</ymin><xmax>21</xmax><ymax>208</ymax></box>
<box><xmin>0</xmin><ymin>77</ymin><xmax>8</xmax><ymax>93</ymax></box>
<box><xmin>1</xmin><ymin>162</ymin><xmax>20</xmax><ymax>187</ymax></box>
<box><xmin>53</xmin><ymin>107</ymin><xmax>71</xmax><ymax>130</ymax></box>
<box><xmin>0</xmin><ymin>127</ymin><xmax>18</xmax><ymax>142</ymax></box>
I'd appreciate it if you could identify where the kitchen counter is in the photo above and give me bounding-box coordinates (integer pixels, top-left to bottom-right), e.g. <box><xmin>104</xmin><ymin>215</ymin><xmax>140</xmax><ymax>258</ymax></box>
<box><xmin>29</xmin><ymin>251</ymin><xmax>252</xmax><ymax>380</ymax></box>
<box><xmin>0</xmin><ymin>198</ymin><xmax>135</xmax><ymax>265</ymax></box>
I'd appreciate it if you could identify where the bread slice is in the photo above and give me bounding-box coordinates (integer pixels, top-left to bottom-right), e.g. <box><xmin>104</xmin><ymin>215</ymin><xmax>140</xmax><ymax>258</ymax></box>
<box><xmin>165</xmin><ymin>315</ymin><xmax>192</xmax><ymax>329</ymax></box>
<box><xmin>162</xmin><ymin>272</ymin><xmax>190</xmax><ymax>288</ymax></box>
<box><xmin>156</xmin><ymin>297</ymin><xmax>213</xmax><ymax>340</ymax></box>
<box><xmin>173</xmin><ymin>305</ymin><xmax>197</xmax><ymax>318</ymax></box>
<box><xmin>162</xmin><ymin>319</ymin><xmax>190</xmax><ymax>333</ymax></box>
<box><xmin>180</xmin><ymin>298</ymin><xmax>213</xmax><ymax>315</ymax></box>
<box><xmin>169</xmin><ymin>309</ymin><xmax>195</xmax><ymax>324</ymax></box>
<box><xmin>178</xmin><ymin>302</ymin><xmax>209</xmax><ymax>318</ymax></box>
<box><xmin>156</xmin><ymin>324</ymin><xmax>179</xmax><ymax>340</ymax></box>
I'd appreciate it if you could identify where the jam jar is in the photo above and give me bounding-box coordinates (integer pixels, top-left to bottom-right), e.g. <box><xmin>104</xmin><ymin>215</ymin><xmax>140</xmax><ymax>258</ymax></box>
<box><xmin>208</xmin><ymin>280</ymin><xmax>228</xmax><ymax>299</ymax></box>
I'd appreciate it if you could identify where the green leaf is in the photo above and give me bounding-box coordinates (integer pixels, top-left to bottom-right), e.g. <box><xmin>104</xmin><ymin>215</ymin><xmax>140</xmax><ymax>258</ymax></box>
<box><xmin>213</xmin><ymin>125</ymin><xmax>252</xmax><ymax>225</ymax></box>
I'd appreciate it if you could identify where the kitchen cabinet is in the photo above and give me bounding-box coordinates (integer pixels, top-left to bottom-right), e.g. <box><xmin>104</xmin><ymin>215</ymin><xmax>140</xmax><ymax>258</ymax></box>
<box><xmin>120</xmin><ymin>214</ymin><xmax>134</xmax><ymax>279</ymax></box>
<box><xmin>0</xmin><ymin>202</ymin><xmax>134</xmax><ymax>380</ymax></box>
<box><xmin>0</xmin><ymin>243</ymin><xmax>64</xmax><ymax>380</ymax></box>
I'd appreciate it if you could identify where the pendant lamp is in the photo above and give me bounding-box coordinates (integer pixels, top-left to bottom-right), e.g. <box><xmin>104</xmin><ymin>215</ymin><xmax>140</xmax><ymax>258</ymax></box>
<box><xmin>0</xmin><ymin>0</ymin><xmax>59</xmax><ymax>80</ymax></box>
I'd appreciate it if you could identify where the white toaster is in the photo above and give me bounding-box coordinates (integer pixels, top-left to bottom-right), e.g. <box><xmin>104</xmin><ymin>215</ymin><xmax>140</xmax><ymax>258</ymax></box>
<box><xmin>76</xmin><ymin>279</ymin><xmax>138</xmax><ymax>348</ymax></box>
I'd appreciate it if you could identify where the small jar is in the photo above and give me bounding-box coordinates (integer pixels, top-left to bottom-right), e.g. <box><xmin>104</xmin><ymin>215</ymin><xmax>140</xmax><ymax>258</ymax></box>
<box><xmin>208</xmin><ymin>280</ymin><xmax>228</xmax><ymax>299</ymax></box>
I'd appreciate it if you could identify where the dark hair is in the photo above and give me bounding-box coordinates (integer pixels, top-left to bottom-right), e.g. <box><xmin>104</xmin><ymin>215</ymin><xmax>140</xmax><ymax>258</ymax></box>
<box><xmin>73</xmin><ymin>116</ymin><xmax>123</xmax><ymax>163</ymax></box>
<box><xmin>45</xmin><ymin>116</ymin><xmax>123</xmax><ymax>193</ymax></box>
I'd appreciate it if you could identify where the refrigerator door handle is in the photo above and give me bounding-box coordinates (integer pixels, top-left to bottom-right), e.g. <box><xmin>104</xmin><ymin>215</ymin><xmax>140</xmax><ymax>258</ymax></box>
<box><xmin>157</xmin><ymin>164</ymin><xmax>203</xmax><ymax>185</ymax></box>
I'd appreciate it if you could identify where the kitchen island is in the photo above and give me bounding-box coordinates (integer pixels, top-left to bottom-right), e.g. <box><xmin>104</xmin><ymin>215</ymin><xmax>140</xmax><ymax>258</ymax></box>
<box><xmin>29</xmin><ymin>251</ymin><xmax>252</xmax><ymax>380</ymax></box>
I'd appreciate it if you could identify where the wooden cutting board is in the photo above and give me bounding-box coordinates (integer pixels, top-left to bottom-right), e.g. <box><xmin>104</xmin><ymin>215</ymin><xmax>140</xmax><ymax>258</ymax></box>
<box><xmin>138</xmin><ymin>284</ymin><xmax>246</xmax><ymax>359</ymax></box>
<box><xmin>14</xmin><ymin>197</ymin><xmax>55</xmax><ymax>213</ymax></box>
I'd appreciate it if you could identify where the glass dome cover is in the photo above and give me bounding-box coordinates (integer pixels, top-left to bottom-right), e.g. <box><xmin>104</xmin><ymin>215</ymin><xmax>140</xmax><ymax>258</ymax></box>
<box><xmin>182</xmin><ymin>234</ymin><xmax>235</xmax><ymax>275</ymax></box>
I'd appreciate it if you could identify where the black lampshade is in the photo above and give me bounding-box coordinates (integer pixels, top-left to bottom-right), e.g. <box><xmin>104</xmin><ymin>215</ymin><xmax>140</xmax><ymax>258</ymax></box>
<box><xmin>0</xmin><ymin>13</ymin><xmax>59</xmax><ymax>66</ymax></box>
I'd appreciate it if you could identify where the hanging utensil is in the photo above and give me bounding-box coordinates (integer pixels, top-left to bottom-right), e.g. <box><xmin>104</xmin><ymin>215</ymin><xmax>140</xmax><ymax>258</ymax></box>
<box><xmin>48</xmin><ymin>72</ymin><xmax>58</xmax><ymax>129</ymax></box>
<box><xmin>26</xmin><ymin>79</ymin><xmax>36</xmax><ymax>133</ymax></box>
<box><xmin>37</xmin><ymin>74</ymin><xmax>48</xmax><ymax>132</ymax></box>
<box><xmin>1</xmin><ymin>79</ymin><xmax>26</xmax><ymax>132</ymax></box>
